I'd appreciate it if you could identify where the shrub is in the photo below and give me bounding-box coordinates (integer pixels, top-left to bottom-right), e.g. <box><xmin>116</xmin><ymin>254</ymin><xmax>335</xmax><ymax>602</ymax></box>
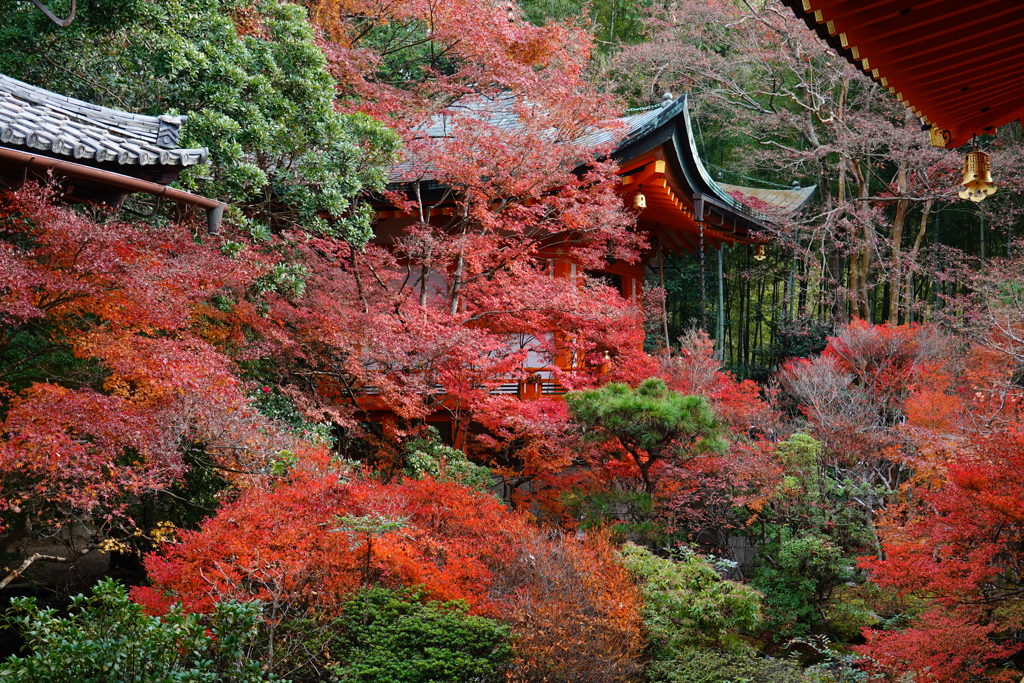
<box><xmin>496</xmin><ymin>531</ymin><xmax>646</xmax><ymax>682</ymax></box>
<box><xmin>620</xmin><ymin>543</ymin><xmax>761</xmax><ymax>653</ymax></box>
<box><xmin>0</xmin><ymin>578</ymin><xmax>268</xmax><ymax>682</ymax></box>
<box><xmin>328</xmin><ymin>587</ymin><xmax>511</xmax><ymax>682</ymax></box>
<box><xmin>822</xmin><ymin>585</ymin><xmax>881</xmax><ymax>643</ymax></box>
<box><xmin>646</xmin><ymin>646</ymin><xmax>810</xmax><ymax>683</ymax></box>
<box><xmin>619</xmin><ymin>544</ymin><xmax>826</xmax><ymax>682</ymax></box>
<box><xmin>751</xmin><ymin>528</ymin><xmax>853</xmax><ymax>639</ymax></box>
<box><xmin>401</xmin><ymin>431</ymin><xmax>495</xmax><ymax>494</ymax></box>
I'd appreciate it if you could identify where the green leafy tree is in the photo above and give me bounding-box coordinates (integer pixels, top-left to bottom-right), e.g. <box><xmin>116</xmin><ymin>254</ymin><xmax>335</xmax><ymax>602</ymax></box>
<box><xmin>0</xmin><ymin>578</ymin><xmax>269</xmax><ymax>682</ymax></box>
<box><xmin>0</xmin><ymin>0</ymin><xmax>399</xmax><ymax>242</ymax></box>
<box><xmin>620</xmin><ymin>543</ymin><xmax>811</xmax><ymax>683</ymax></box>
<box><xmin>566</xmin><ymin>377</ymin><xmax>726</xmax><ymax>493</ymax></box>
<box><xmin>751</xmin><ymin>528</ymin><xmax>854</xmax><ymax>640</ymax></box>
<box><xmin>328</xmin><ymin>586</ymin><xmax>511</xmax><ymax>682</ymax></box>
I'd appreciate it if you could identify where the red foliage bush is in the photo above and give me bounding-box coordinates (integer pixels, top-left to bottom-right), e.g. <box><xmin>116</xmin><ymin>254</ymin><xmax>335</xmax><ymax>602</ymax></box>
<box><xmin>133</xmin><ymin>474</ymin><xmax>645</xmax><ymax>679</ymax></box>
<box><xmin>857</xmin><ymin>426</ymin><xmax>1024</xmax><ymax>680</ymax></box>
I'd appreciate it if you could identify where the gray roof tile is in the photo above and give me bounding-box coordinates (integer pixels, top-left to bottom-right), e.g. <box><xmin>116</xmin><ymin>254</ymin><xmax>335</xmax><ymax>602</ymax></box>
<box><xmin>718</xmin><ymin>183</ymin><xmax>817</xmax><ymax>215</ymax></box>
<box><xmin>0</xmin><ymin>73</ymin><xmax>208</xmax><ymax>169</ymax></box>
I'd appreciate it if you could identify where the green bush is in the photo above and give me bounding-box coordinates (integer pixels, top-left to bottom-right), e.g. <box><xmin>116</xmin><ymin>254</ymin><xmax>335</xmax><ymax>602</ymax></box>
<box><xmin>751</xmin><ymin>528</ymin><xmax>853</xmax><ymax>639</ymax></box>
<box><xmin>328</xmin><ymin>587</ymin><xmax>511</xmax><ymax>682</ymax></box>
<box><xmin>401</xmin><ymin>431</ymin><xmax>495</xmax><ymax>494</ymax></box>
<box><xmin>621</xmin><ymin>543</ymin><xmax>762</xmax><ymax>653</ymax></box>
<box><xmin>619</xmin><ymin>544</ymin><xmax>829</xmax><ymax>682</ymax></box>
<box><xmin>0</xmin><ymin>578</ymin><xmax>269</xmax><ymax>682</ymax></box>
<box><xmin>822</xmin><ymin>586</ymin><xmax>880</xmax><ymax>643</ymax></box>
<box><xmin>646</xmin><ymin>646</ymin><xmax>811</xmax><ymax>683</ymax></box>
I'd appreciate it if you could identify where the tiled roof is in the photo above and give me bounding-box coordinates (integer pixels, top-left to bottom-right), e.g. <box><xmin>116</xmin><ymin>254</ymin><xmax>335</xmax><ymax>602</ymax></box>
<box><xmin>0</xmin><ymin>74</ymin><xmax>207</xmax><ymax>168</ymax></box>
<box><xmin>386</xmin><ymin>92</ymin><xmax>816</xmax><ymax>224</ymax></box>
<box><xmin>415</xmin><ymin>91</ymin><xmax>522</xmax><ymax>139</ymax></box>
<box><xmin>576</xmin><ymin>102</ymin><xmax>668</xmax><ymax>150</ymax></box>
<box><xmin>388</xmin><ymin>93</ymin><xmax>663</xmax><ymax>184</ymax></box>
<box><xmin>719</xmin><ymin>182</ymin><xmax>817</xmax><ymax>215</ymax></box>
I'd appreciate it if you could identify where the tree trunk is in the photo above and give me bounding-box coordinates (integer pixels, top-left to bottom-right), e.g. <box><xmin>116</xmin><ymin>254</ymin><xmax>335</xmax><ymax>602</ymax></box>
<box><xmin>835</xmin><ymin>79</ymin><xmax>854</xmax><ymax>322</ymax></box>
<box><xmin>903</xmin><ymin>199</ymin><xmax>932</xmax><ymax>322</ymax></box>
<box><xmin>849</xmin><ymin>159</ymin><xmax>872</xmax><ymax>319</ymax></box>
<box><xmin>659</xmin><ymin>240</ymin><xmax>671</xmax><ymax>353</ymax></box>
<box><xmin>887</xmin><ymin>161</ymin><xmax>910</xmax><ymax>323</ymax></box>
<box><xmin>716</xmin><ymin>245</ymin><xmax>725</xmax><ymax>361</ymax></box>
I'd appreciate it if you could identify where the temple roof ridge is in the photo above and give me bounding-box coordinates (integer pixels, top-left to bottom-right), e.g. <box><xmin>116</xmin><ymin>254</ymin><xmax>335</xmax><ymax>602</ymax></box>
<box><xmin>0</xmin><ymin>73</ymin><xmax>208</xmax><ymax>169</ymax></box>
<box><xmin>611</xmin><ymin>93</ymin><xmax>816</xmax><ymax>219</ymax></box>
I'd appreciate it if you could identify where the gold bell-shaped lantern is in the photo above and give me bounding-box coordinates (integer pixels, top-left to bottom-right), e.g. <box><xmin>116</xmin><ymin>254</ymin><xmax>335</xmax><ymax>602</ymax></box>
<box><xmin>753</xmin><ymin>243</ymin><xmax>767</xmax><ymax>261</ymax></box>
<box><xmin>633</xmin><ymin>187</ymin><xmax>647</xmax><ymax>209</ymax></box>
<box><xmin>958</xmin><ymin>149</ymin><xmax>997</xmax><ymax>202</ymax></box>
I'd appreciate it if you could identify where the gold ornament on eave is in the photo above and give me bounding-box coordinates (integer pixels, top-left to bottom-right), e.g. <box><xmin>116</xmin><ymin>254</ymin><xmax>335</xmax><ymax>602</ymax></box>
<box><xmin>959</xmin><ymin>149</ymin><xmax>997</xmax><ymax>202</ymax></box>
<box><xmin>753</xmin><ymin>243</ymin><xmax>767</xmax><ymax>261</ymax></box>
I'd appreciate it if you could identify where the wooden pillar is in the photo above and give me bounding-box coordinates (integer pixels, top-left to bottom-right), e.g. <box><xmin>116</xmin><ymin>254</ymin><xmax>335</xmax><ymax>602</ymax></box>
<box><xmin>658</xmin><ymin>239</ymin><xmax>671</xmax><ymax>353</ymax></box>
<box><xmin>694</xmin><ymin>195</ymin><xmax>708</xmax><ymax>333</ymax></box>
<box><xmin>716</xmin><ymin>244</ymin><xmax>725</xmax><ymax>361</ymax></box>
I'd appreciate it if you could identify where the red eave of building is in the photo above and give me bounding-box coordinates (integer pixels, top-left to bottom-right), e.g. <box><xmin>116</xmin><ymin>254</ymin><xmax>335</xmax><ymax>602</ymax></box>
<box><xmin>619</xmin><ymin>152</ymin><xmax>730</xmax><ymax>251</ymax></box>
<box><xmin>781</xmin><ymin>0</ymin><xmax>1024</xmax><ymax>148</ymax></box>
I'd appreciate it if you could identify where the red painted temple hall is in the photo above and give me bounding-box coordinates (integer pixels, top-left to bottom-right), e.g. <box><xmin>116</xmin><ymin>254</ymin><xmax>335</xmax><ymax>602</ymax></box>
<box><xmin>365</xmin><ymin>93</ymin><xmax>815</xmax><ymax>444</ymax></box>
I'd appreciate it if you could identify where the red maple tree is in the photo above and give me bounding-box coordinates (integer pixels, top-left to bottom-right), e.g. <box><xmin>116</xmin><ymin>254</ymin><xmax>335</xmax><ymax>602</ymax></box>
<box><xmin>857</xmin><ymin>425</ymin><xmax>1024</xmax><ymax>681</ymax></box>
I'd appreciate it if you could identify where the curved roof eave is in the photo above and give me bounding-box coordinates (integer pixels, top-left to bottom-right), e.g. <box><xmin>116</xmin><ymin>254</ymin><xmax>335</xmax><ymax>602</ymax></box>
<box><xmin>381</xmin><ymin>92</ymin><xmax>816</xmax><ymax>223</ymax></box>
<box><xmin>613</xmin><ymin>94</ymin><xmax>815</xmax><ymax>232</ymax></box>
<box><xmin>779</xmin><ymin>0</ymin><xmax>1024</xmax><ymax>148</ymax></box>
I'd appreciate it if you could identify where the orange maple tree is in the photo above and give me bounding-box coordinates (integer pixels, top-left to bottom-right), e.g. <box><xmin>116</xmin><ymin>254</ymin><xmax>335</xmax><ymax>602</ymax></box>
<box><xmin>133</xmin><ymin>472</ymin><xmax>644</xmax><ymax>678</ymax></box>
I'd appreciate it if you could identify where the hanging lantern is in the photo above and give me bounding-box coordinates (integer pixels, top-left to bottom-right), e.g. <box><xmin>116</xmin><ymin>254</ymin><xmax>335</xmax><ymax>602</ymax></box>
<box><xmin>753</xmin><ymin>243</ymin><xmax>767</xmax><ymax>261</ymax></box>
<box><xmin>959</xmin><ymin>149</ymin><xmax>997</xmax><ymax>202</ymax></box>
<box><xmin>633</xmin><ymin>187</ymin><xmax>647</xmax><ymax>210</ymax></box>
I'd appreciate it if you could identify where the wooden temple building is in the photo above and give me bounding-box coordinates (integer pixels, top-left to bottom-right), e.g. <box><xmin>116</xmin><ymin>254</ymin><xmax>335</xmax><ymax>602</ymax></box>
<box><xmin>781</xmin><ymin>0</ymin><xmax>1024</xmax><ymax>149</ymax></box>
<box><xmin>0</xmin><ymin>73</ymin><xmax>814</xmax><ymax>444</ymax></box>
<box><xmin>0</xmin><ymin>73</ymin><xmax>225</xmax><ymax>231</ymax></box>
<box><xmin>380</xmin><ymin>92</ymin><xmax>814</xmax><ymax>261</ymax></box>
<box><xmin>369</xmin><ymin>93</ymin><xmax>814</xmax><ymax>440</ymax></box>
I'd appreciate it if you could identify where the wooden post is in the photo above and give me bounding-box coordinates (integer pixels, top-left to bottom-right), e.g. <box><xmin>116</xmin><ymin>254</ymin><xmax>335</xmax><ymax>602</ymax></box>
<box><xmin>716</xmin><ymin>244</ymin><xmax>725</xmax><ymax>361</ymax></box>
<box><xmin>694</xmin><ymin>195</ymin><xmax>708</xmax><ymax>333</ymax></box>
<box><xmin>658</xmin><ymin>239</ymin><xmax>671</xmax><ymax>353</ymax></box>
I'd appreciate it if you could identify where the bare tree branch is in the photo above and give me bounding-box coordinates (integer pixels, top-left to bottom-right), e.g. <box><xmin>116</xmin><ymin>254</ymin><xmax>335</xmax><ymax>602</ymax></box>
<box><xmin>27</xmin><ymin>0</ymin><xmax>76</xmax><ymax>27</ymax></box>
